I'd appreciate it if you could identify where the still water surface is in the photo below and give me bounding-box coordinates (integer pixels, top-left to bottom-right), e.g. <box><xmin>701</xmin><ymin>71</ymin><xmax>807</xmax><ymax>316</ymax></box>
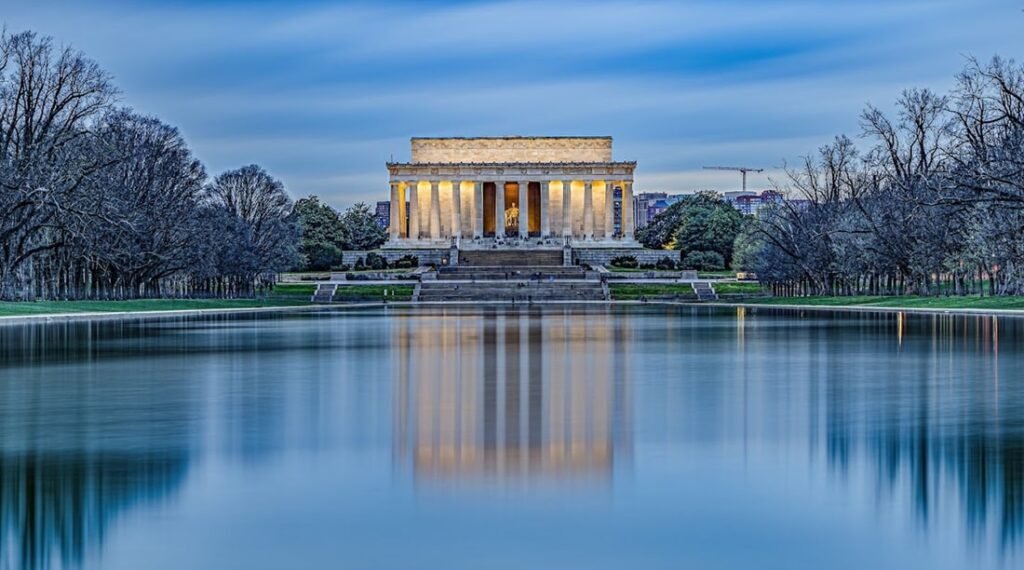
<box><xmin>1</xmin><ymin>305</ymin><xmax>1022</xmax><ymax>569</ymax></box>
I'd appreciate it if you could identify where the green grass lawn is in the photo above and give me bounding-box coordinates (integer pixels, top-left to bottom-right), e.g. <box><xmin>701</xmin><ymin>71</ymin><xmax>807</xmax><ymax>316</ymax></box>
<box><xmin>0</xmin><ymin>298</ymin><xmax>312</xmax><ymax>317</ymax></box>
<box><xmin>606</xmin><ymin>266</ymin><xmax>685</xmax><ymax>273</ymax></box>
<box><xmin>742</xmin><ymin>295</ymin><xmax>1024</xmax><ymax>310</ymax></box>
<box><xmin>610</xmin><ymin>283</ymin><xmax>697</xmax><ymax>301</ymax></box>
<box><xmin>281</xmin><ymin>268</ymin><xmax>415</xmax><ymax>279</ymax></box>
<box><xmin>350</xmin><ymin>267</ymin><xmax>415</xmax><ymax>274</ymax></box>
<box><xmin>607</xmin><ymin>268</ymin><xmax>737</xmax><ymax>277</ymax></box>
<box><xmin>272</xmin><ymin>283</ymin><xmax>317</xmax><ymax>297</ymax></box>
<box><xmin>605</xmin><ymin>265</ymin><xmax>648</xmax><ymax>273</ymax></box>
<box><xmin>333</xmin><ymin>285</ymin><xmax>415</xmax><ymax>302</ymax></box>
<box><xmin>279</xmin><ymin>272</ymin><xmax>330</xmax><ymax>281</ymax></box>
<box><xmin>713</xmin><ymin>282</ymin><xmax>766</xmax><ymax>295</ymax></box>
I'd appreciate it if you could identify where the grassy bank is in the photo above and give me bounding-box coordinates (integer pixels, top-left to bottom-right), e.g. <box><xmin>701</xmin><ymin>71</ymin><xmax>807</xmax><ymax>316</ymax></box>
<box><xmin>610</xmin><ymin>283</ymin><xmax>697</xmax><ymax>301</ymax></box>
<box><xmin>712</xmin><ymin>282</ymin><xmax>765</xmax><ymax>295</ymax></box>
<box><xmin>0</xmin><ymin>298</ymin><xmax>313</xmax><ymax>317</ymax></box>
<box><xmin>610</xmin><ymin>282</ymin><xmax>765</xmax><ymax>300</ymax></box>
<box><xmin>609</xmin><ymin>284</ymin><xmax>1024</xmax><ymax>311</ymax></box>
<box><xmin>334</xmin><ymin>285</ymin><xmax>414</xmax><ymax>302</ymax></box>
<box><xmin>740</xmin><ymin>295</ymin><xmax>1024</xmax><ymax>310</ymax></box>
<box><xmin>280</xmin><ymin>268</ymin><xmax>415</xmax><ymax>282</ymax></box>
<box><xmin>272</xmin><ymin>283</ymin><xmax>316</xmax><ymax>297</ymax></box>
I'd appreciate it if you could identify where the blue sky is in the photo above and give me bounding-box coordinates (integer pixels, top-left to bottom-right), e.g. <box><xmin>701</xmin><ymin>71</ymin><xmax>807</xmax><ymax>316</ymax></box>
<box><xmin>3</xmin><ymin>0</ymin><xmax>1021</xmax><ymax>208</ymax></box>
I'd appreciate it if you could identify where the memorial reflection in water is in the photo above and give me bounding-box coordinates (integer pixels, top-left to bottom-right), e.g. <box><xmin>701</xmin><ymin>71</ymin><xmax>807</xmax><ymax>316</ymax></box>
<box><xmin>392</xmin><ymin>307</ymin><xmax>633</xmax><ymax>484</ymax></box>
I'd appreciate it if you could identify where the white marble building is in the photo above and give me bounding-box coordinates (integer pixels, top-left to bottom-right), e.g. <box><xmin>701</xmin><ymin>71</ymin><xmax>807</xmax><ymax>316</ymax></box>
<box><xmin>384</xmin><ymin>137</ymin><xmax>639</xmax><ymax>249</ymax></box>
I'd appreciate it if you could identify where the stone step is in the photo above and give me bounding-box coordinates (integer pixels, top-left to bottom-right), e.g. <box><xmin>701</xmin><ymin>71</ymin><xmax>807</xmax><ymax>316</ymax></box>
<box><xmin>417</xmin><ymin>281</ymin><xmax>605</xmax><ymax>302</ymax></box>
<box><xmin>311</xmin><ymin>284</ymin><xmax>338</xmax><ymax>303</ymax></box>
<box><xmin>458</xmin><ymin>249</ymin><xmax>564</xmax><ymax>267</ymax></box>
<box><xmin>438</xmin><ymin>265</ymin><xmax>586</xmax><ymax>282</ymax></box>
<box><xmin>419</xmin><ymin>287</ymin><xmax>601</xmax><ymax>293</ymax></box>
<box><xmin>439</xmin><ymin>265</ymin><xmax>583</xmax><ymax>273</ymax></box>
<box><xmin>437</xmin><ymin>271</ymin><xmax>585</xmax><ymax>281</ymax></box>
<box><xmin>419</xmin><ymin>283</ymin><xmax>602</xmax><ymax>290</ymax></box>
<box><xmin>691</xmin><ymin>282</ymin><xmax>718</xmax><ymax>301</ymax></box>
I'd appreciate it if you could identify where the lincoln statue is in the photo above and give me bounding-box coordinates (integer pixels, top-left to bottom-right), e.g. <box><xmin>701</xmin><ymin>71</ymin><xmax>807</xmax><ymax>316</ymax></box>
<box><xmin>384</xmin><ymin>136</ymin><xmax>639</xmax><ymax>248</ymax></box>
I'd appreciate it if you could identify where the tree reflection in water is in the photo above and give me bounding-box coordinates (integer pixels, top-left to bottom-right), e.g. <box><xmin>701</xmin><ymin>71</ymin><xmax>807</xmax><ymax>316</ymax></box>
<box><xmin>0</xmin><ymin>317</ymin><xmax>198</xmax><ymax>570</ymax></box>
<box><xmin>803</xmin><ymin>311</ymin><xmax>1024</xmax><ymax>552</ymax></box>
<box><xmin>0</xmin><ymin>453</ymin><xmax>188</xmax><ymax>570</ymax></box>
<box><xmin>0</xmin><ymin>312</ymin><xmax>379</xmax><ymax>569</ymax></box>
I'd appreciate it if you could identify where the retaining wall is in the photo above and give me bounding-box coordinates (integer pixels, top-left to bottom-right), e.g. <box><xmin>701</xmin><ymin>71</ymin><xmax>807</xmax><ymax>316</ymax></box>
<box><xmin>573</xmin><ymin>248</ymin><xmax>678</xmax><ymax>267</ymax></box>
<box><xmin>341</xmin><ymin>249</ymin><xmax>450</xmax><ymax>267</ymax></box>
<box><xmin>343</xmin><ymin>247</ymin><xmax>677</xmax><ymax>269</ymax></box>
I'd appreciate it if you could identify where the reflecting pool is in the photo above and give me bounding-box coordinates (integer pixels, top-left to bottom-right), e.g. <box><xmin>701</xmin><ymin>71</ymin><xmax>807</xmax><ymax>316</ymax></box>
<box><xmin>1</xmin><ymin>305</ymin><xmax>1022</xmax><ymax>569</ymax></box>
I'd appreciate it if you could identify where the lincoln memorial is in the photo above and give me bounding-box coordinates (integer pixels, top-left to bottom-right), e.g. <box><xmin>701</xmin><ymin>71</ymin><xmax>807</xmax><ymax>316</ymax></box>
<box><xmin>385</xmin><ymin>136</ymin><xmax>639</xmax><ymax>248</ymax></box>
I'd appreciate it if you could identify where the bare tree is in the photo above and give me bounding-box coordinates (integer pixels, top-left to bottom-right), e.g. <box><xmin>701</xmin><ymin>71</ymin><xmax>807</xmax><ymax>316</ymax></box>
<box><xmin>750</xmin><ymin>57</ymin><xmax>1024</xmax><ymax>297</ymax></box>
<box><xmin>0</xmin><ymin>30</ymin><xmax>117</xmax><ymax>298</ymax></box>
<box><xmin>206</xmin><ymin>165</ymin><xmax>299</xmax><ymax>280</ymax></box>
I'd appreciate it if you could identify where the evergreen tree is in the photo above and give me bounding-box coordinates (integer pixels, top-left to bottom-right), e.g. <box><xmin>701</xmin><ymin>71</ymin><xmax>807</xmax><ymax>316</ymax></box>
<box><xmin>294</xmin><ymin>196</ymin><xmax>345</xmax><ymax>270</ymax></box>
<box><xmin>637</xmin><ymin>192</ymin><xmax>745</xmax><ymax>266</ymax></box>
<box><xmin>339</xmin><ymin>202</ymin><xmax>387</xmax><ymax>251</ymax></box>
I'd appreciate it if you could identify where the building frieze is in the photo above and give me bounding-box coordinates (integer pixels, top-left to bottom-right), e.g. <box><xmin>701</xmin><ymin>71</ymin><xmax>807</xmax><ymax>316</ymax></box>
<box><xmin>386</xmin><ymin>161</ymin><xmax>637</xmax><ymax>181</ymax></box>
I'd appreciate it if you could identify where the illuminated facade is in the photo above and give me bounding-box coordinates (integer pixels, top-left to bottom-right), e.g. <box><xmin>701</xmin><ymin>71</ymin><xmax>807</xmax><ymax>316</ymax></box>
<box><xmin>385</xmin><ymin>137</ymin><xmax>638</xmax><ymax>248</ymax></box>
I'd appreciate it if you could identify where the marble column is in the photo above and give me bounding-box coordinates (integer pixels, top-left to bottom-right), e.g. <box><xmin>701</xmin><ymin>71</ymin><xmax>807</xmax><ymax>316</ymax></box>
<box><xmin>495</xmin><ymin>181</ymin><xmax>505</xmax><ymax>238</ymax></box>
<box><xmin>473</xmin><ymin>181</ymin><xmax>483</xmax><ymax>239</ymax></box>
<box><xmin>561</xmin><ymin>181</ymin><xmax>572</xmax><ymax>238</ymax></box>
<box><xmin>389</xmin><ymin>182</ymin><xmax>400</xmax><ymax>240</ymax></box>
<box><xmin>518</xmin><ymin>181</ymin><xmax>529</xmax><ymax>239</ymax></box>
<box><xmin>451</xmin><ymin>180</ymin><xmax>462</xmax><ymax>241</ymax></box>
<box><xmin>583</xmin><ymin>181</ymin><xmax>594</xmax><ymax>240</ymax></box>
<box><xmin>408</xmin><ymin>181</ymin><xmax>420</xmax><ymax>240</ymax></box>
<box><xmin>604</xmin><ymin>181</ymin><xmax>616</xmax><ymax>239</ymax></box>
<box><xmin>429</xmin><ymin>181</ymin><xmax>441</xmax><ymax>240</ymax></box>
<box><xmin>623</xmin><ymin>181</ymin><xmax>634</xmax><ymax>240</ymax></box>
<box><xmin>540</xmin><ymin>181</ymin><xmax>551</xmax><ymax>237</ymax></box>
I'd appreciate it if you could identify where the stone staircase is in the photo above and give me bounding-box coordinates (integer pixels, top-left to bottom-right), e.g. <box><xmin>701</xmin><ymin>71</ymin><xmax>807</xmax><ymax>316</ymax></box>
<box><xmin>437</xmin><ymin>266</ymin><xmax>585</xmax><ymax>281</ymax></box>
<box><xmin>311</xmin><ymin>283</ymin><xmax>337</xmax><ymax>303</ymax></box>
<box><xmin>458</xmin><ymin>249</ymin><xmax>563</xmax><ymax>267</ymax></box>
<box><xmin>692</xmin><ymin>281</ymin><xmax>718</xmax><ymax>301</ymax></box>
<box><xmin>417</xmin><ymin>280</ymin><xmax>606</xmax><ymax>303</ymax></box>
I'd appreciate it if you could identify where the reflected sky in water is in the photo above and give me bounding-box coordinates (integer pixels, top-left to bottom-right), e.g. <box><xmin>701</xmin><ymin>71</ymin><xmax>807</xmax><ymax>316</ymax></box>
<box><xmin>0</xmin><ymin>306</ymin><xmax>1022</xmax><ymax>569</ymax></box>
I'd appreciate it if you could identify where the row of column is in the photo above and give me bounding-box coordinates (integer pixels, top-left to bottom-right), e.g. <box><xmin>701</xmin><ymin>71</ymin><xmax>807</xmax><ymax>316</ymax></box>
<box><xmin>389</xmin><ymin>180</ymin><xmax>635</xmax><ymax>242</ymax></box>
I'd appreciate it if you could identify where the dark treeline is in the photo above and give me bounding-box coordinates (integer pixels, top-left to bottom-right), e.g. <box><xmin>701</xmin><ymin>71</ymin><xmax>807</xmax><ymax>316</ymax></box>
<box><xmin>0</xmin><ymin>30</ymin><xmax>299</xmax><ymax>301</ymax></box>
<box><xmin>737</xmin><ymin>57</ymin><xmax>1024</xmax><ymax>297</ymax></box>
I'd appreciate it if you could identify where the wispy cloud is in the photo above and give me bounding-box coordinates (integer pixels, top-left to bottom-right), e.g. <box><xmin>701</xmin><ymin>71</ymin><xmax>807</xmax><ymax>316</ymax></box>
<box><xmin>3</xmin><ymin>0</ymin><xmax>1021</xmax><ymax>208</ymax></box>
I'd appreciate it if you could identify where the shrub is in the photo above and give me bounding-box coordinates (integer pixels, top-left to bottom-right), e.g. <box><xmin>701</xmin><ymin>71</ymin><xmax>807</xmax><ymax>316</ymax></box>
<box><xmin>365</xmin><ymin>252</ymin><xmax>388</xmax><ymax>270</ymax></box>
<box><xmin>682</xmin><ymin>250</ymin><xmax>725</xmax><ymax>271</ymax></box>
<box><xmin>610</xmin><ymin>255</ymin><xmax>639</xmax><ymax>269</ymax></box>
<box><xmin>655</xmin><ymin>256</ymin><xmax>678</xmax><ymax>271</ymax></box>
<box><xmin>391</xmin><ymin>255</ymin><xmax>419</xmax><ymax>269</ymax></box>
<box><xmin>354</xmin><ymin>257</ymin><xmax>365</xmax><ymax>270</ymax></box>
<box><xmin>331</xmin><ymin>263</ymin><xmax>351</xmax><ymax>272</ymax></box>
<box><xmin>305</xmin><ymin>245</ymin><xmax>343</xmax><ymax>272</ymax></box>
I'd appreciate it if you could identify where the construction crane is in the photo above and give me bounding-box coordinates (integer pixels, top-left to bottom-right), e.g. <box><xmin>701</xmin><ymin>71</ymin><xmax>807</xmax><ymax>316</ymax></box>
<box><xmin>702</xmin><ymin>166</ymin><xmax>765</xmax><ymax>193</ymax></box>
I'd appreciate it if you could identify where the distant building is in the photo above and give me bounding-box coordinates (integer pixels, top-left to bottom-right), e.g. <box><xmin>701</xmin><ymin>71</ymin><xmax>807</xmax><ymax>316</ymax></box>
<box><xmin>634</xmin><ymin>192</ymin><xmax>687</xmax><ymax>228</ymax></box>
<box><xmin>723</xmin><ymin>190</ymin><xmax>756</xmax><ymax>203</ymax></box>
<box><xmin>788</xmin><ymin>199</ymin><xmax>812</xmax><ymax>212</ymax></box>
<box><xmin>729</xmin><ymin>190</ymin><xmax>785</xmax><ymax>217</ymax></box>
<box><xmin>733</xmin><ymin>194</ymin><xmax>759</xmax><ymax>216</ymax></box>
<box><xmin>375</xmin><ymin>200</ymin><xmax>391</xmax><ymax>229</ymax></box>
